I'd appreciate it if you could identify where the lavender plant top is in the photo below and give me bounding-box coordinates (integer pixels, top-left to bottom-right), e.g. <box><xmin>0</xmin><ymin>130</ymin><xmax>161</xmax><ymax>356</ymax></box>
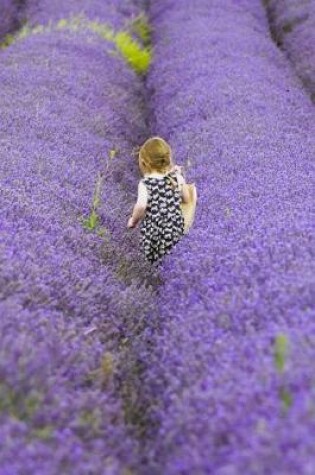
<box><xmin>264</xmin><ymin>0</ymin><xmax>315</xmax><ymax>101</ymax></box>
<box><xmin>23</xmin><ymin>0</ymin><xmax>142</xmax><ymax>30</ymax></box>
<box><xmin>129</xmin><ymin>0</ymin><xmax>315</xmax><ymax>473</ymax></box>
<box><xmin>0</xmin><ymin>3</ymin><xmax>153</xmax><ymax>472</ymax></box>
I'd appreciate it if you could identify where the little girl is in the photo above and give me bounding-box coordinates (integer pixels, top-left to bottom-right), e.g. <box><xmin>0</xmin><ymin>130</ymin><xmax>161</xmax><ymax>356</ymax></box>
<box><xmin>127</xmin><ymin>136</ymin><xmax>190</xmax><ymax>263</ymax></box>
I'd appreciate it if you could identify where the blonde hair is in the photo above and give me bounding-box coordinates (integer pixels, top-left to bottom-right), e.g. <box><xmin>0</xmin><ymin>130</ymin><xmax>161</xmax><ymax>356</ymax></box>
<box><xmin>138</xmin><ymin>137</ymin><xmax>173</xmax><ymax>175</ymax></box>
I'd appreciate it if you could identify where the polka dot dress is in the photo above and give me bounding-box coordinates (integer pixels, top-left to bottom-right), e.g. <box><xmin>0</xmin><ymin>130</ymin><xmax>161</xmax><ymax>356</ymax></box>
<box><xmin>140</xmin><ymin>171</ymin><xmax>184</xmax><ymax>263</ymax></box>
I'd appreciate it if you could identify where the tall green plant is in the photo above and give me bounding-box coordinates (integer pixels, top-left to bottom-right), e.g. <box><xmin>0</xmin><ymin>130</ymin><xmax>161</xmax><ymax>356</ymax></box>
<box><xmin>82</xmin><ymin>172</ymin><xmax>104</xmax><ymax>231</ymax></box>
<box><xmin>274</xmin><ymin>333</ymin><xmax>293</xmax><ymax>411</ymax></box>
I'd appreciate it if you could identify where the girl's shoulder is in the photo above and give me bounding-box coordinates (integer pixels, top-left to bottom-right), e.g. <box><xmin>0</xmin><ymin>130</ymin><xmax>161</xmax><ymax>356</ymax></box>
<box><xmin>143</xmin><ymin>172</ymin><xmax>165</xmax><ymax>179</ymax></box>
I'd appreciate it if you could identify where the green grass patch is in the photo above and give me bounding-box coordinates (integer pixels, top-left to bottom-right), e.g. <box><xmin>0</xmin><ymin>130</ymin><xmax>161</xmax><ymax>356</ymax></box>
<box><xmin>113</xmin><ymin>31</ymin><xmax>151</xmax><ymax>75</ymax></box>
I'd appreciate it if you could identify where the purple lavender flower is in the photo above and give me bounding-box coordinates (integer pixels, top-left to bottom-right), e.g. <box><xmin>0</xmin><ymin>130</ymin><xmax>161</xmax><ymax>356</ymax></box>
<box><xmin>23</xmin><ymin>0</ymin><xmax>142</xmax><ymax>30</ymax></box>
<box><xmin>0</xmin><ymin>0</ymin><xmax>19</xmax><ymax>39</ymax></box>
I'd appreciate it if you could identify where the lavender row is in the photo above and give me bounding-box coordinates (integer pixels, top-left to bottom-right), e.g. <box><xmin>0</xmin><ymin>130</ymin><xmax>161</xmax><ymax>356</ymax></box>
<box><xmin>0</xmin><ymin>2</ymin><xmax>152</xmax><ymax>472</ymax></box>
<box><xmin>132</xmin><ymin>0</ymin><xmax>315</xmax><ymax>473</ymax></box>
<box><xmin>264</xmin><ymin>0</ymin><xmax>315</xmax><ymax>101</ymax></box>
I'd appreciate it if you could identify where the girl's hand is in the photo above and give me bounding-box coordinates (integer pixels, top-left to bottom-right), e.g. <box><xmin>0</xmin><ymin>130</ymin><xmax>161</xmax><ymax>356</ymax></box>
<box><xmin>171</xmin><ymin>164</ymin><xmax>183</xmax><ymax>175</ymax></box>
<box><xmin>127</xmin><ymin>204</ymin><xmax>146</xmax><ymax>229</ymax></box>
<box><xmin>127</xmin><ymin>217</ymin><xmax>135</xmax><ymax>229</ymax></box>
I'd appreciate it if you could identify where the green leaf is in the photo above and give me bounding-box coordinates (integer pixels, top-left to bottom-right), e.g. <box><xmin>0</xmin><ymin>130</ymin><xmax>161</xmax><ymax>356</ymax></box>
<box><xmin>33</xmin><ymin>426</ymin><xmax>54</xmax><ymax>440</ymax></box>
<box><xmin>274</xmin><ymin>334</ymin><xmax>289</xmax><ymax>373</ymax></box>
<box><xmin>83</xmin><ymin>210</ymin><xmax>99</xmax><ymax>230</ymax></box>
<box><xmin>279</xmin><ymin>387</ymin><xmax>293</xmax><ymax>410</ymax></box>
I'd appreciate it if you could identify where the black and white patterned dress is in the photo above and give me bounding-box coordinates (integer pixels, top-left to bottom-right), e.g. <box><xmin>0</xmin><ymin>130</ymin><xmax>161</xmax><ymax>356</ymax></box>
<box><xmin>140</xmin><ymin>171</ymin><xmax>184</xmax><ymax>263</ymax></box>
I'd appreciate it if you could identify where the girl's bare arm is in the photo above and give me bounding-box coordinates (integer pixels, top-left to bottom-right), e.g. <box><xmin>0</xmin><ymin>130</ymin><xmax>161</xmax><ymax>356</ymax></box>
<box><xmin>181</xmin><ymin>184</ymin><xmax>190</xmax><ymax>203</ymax></box>
<box><xmin>127</xmin><ymin>181</ymin><xmax>148</xmax><ymax>228</ymax></box>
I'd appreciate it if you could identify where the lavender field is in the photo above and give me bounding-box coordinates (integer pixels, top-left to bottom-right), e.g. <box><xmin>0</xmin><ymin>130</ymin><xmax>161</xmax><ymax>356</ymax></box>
<box><xmin>0</xmin><ymin>0</ymin><xmax>314</xmax><ymax>474</ymax></box>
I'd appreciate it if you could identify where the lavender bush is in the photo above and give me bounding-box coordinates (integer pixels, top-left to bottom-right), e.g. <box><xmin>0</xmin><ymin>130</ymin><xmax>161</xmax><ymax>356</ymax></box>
<box><xmin>264</xmin><ymin>0</ymin><xmax>315</xmax><ymax>101</ymax></box>
<box><xmin>128</xmin><ymin>0</ymin><xmax>315</xmax><ymax>473</ymax></box>
<box><xmin>0</xmin><ymin>1</ymin><xmax>154</xmax><ymax>472</ymax></box>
